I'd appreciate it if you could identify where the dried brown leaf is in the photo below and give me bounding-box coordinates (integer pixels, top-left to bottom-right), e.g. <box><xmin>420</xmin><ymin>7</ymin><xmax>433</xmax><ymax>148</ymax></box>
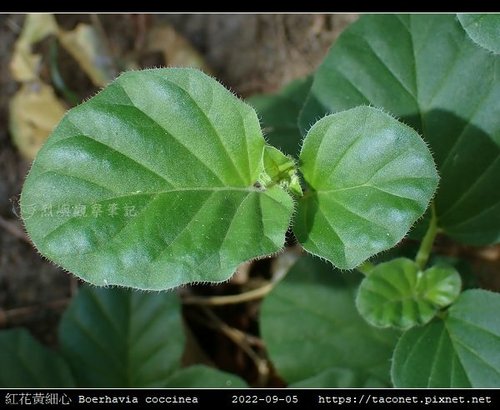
<box><xmin>58</xmin><ymin>23</ymin><xmax>115</xmax><ymax>87</ymax></box>
<box><xmin>9</xmin><ymin>82</ymin><xmax>66</xmax><ymax>160</ymax></box>
<box><xmin>147</xmin><ymin>25</ymin><xmax>210</xmax><ymax>72</ymax></box>
<box><xmin>10</xmin><ymin>14</ymin><xmax>58</xmax><ymax>81</ymax></box>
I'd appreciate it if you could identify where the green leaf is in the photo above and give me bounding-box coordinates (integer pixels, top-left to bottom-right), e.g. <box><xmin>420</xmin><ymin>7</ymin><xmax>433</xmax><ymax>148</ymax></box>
<box><xmin>248</xmin><ymin>76</ymin><xmax>312</xmax><ymax>157</ymax></box>
<box><xmin>418</xmin><ymin>264</ymin><xmax>462</xmax><ymax>307</ymax></box>
<box><xmin>300</xmin><ymin>14</ymin><xmax>500</xmax><ymax>246</ymax></box>
<box><xmin>165</xmin><ymin>365</ymin><xmax>247</xmax><ymax>387</ymax></box>
<box><xmin>260</xmin><ymin>255</ymin><xmax>399</xmax><ymax>386</ymax></box>
<box><xmin>0</xmin><ymin>329</ymin><xmax>75</xmax><ymax>387</ymax></box>
<box><xmin>392</xmin><ymin>289</ymin><xmax>500</xmax><ymax>387</ymax></box>
<box><xmin>290</xmin><ymin>367</ymin><xmax>386</xmax><ymax>388</ymax></box>
<box><xmin>20</xmin><ymin>68</ymin><xmax>294</xmax><ymax>290</ymax></box>
<box><xmin>295</xmin><ymin>106</ymin><xmax>438</xmax><ymax>269</ymax></box>
<box><xmin>59</xmin><ymin>285</ymin><xmax>185</xmax><ymax>387</ymax></box>
<box><xmin>356</xmin><ymin>258</ymin><xmax>461</xmax><ymax>329</ymax></box>
<box><xmin>458</xmin><ymin>14</ymin><xmax>500</xmax><ymax>54</ymax></box>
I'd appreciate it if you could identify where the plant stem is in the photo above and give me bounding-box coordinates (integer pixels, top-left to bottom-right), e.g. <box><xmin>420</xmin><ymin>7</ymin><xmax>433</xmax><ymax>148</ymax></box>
<box><xmin>415</xmin><ymin>203</ymin><xmax>438</xmax><ymax>270</ymax></box>
<box><xmin>198</xmin><ymin>306</ymin><xmax>269</xmax><ymax>386</ymax></box>
<box><xmin>49</xmin><ymin>40</ymin><xmax>79</xmax><ymax>105</ymax></box>
<box><xmin>182</xmin><ymin>282</ymin><xmax>274</xmax><ymax>306</ymax></box>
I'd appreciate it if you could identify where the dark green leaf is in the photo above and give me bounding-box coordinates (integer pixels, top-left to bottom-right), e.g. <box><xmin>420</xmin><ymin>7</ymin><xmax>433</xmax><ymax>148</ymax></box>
<box><xmin>249</xmin><ymin>76</ymin><xmax>312</xmax><ymax>157</ymax></box>
<box><xmin>21</xmin><ymin>68</ymin><xmax>294</xmax><ymax>290</ymax></box>
<box><xmin>458</xmin><ymin>14</ymin><xmax>500</xmax><ymax>54</ymax></box>
<box><xmin>260</xmin><ymin>255</ymin><xmax>399</xmax><ymax>386</ymax></box>
<box><xmin>290</xmin><ymin>367</ymin><xmax>386</xmax><ymax>388</ymax></box>
<box><xmin>392</xmin><ymin>289</ymin><xmax>500</xmax><ymax>387</ymax></box>
<box><xmin>356</xmin><ymin>258</ymin><xmax>461</xmax><ymax>329</ymax></box>
<box><xmin>165</xmin><ymin>365</ymin><xmax>247</xmax><ymax>387</ymax></box>
<box><xmin>295</xmin><ymin>106</ymin><xmax>438</xmax><ymax>269</ymax></box>
<box><xmin>0</xmin><ymin>329</ymin><xmax>74</xmax><ymax>387</ymax></box>
<box><xmin>59</xmin><ymin>286</ymin><xmax>184</xmax><ymax>387</ymax></box>
<box><xmin>300</xmin><ymin>14</ymin><xmax>500</xmax><ymax>245</ymax></box>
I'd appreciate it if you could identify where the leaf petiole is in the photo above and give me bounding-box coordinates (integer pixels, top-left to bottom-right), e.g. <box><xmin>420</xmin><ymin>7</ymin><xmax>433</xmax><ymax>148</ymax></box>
<box><xmin>415</xmin><ymin>203</ymin><xmax>439</xmax><ymax>270</ymax></box>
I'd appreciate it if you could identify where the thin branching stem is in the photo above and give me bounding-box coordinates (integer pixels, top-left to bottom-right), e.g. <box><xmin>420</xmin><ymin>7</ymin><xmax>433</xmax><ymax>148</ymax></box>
<box><xmin>198</xmin><ymin>306</ymin><xmax>269</xmax><ymax>386</ymax></box>
<box><xmin>182</xmin><ymin>282</ymin><xmax>274</xmax><ymax>306</ymax></box>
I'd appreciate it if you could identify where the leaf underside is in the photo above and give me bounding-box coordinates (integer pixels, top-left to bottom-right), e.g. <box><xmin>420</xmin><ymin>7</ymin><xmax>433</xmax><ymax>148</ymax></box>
<box><xmin>295</xmin><ymin>106</ymin><xmax>438</xmax><ymax>269</ymax></box>
<box><xmin>21</xmin><ymin>68</ymin><xmax>293</xmax><ymax>290</ymax></box>
<box><xmin>392</xmin><ymin>289</ymin><xmax>500</xmax><ymax>387</ymax></box>
<box><xmin>300</xmin><ymin>14</ymin><xmax>500</xmax><ymax>245</ymax></box>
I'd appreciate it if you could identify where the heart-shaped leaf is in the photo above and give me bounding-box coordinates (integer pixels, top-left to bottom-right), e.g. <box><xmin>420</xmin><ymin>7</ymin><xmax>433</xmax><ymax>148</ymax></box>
<box><xmin>260</xmin><ymin>255</ymin><xmax>399</xmax><ymax>386</ymax></box>
<box><xmin>392</xmin><ymin>289</ymin><xmax>500</xmax><ymax>387</ymax></box>
<box><xmin>59</xmin><ymin>285</ymin><xmax>185</xmax><ymax>387</ymax></box>
<box><xmin>0</xmin><ymin>329</ymin><xmax>75</xmax><ymax>387</ymax></box>
<box><xmin>299</xmin><ymin>14</ymin><xmax>500</xmax><ymax>246</ymax></box>
<box><xmin>20</xmin><ymin>68</ymin><xmax>294</xmax><ymax>290</ymax></box>
<box><xmin>458</xmin><ymin>14</ymin><xmax>500</xmax><ymax>54</ymax></box>
<box><xmin>356</xmin><ymin>258</ymin><xmax>462</xmax><ymax>329</ymax></box>
<box><xmin>295</xmin><ymin>106</ymin><xmax>438</xmax><ymax>269</ymax></box>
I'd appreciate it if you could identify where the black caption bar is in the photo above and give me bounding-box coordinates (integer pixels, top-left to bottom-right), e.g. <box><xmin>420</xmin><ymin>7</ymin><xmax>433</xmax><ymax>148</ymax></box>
<box><xmin>1</xmin><ymin>389</ymin><xmax>499</xmax><ymax>409</ymax></box>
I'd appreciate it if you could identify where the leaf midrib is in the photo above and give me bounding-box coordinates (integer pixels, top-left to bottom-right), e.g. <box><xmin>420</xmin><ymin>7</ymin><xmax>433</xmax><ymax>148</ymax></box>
<box><xmin>40</xmin><ymin>186</ymin><xmax>265</xmax><ymax>251</ymax></box>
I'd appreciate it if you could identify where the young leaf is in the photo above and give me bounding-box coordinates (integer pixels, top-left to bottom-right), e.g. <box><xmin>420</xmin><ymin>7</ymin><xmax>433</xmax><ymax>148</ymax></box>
<box><xmin>260</xmin><ymin>255</ymin><xmax>399</xmax><ymax>386</ymax></box>
<box><xmin>356</xmin><ymin>258</ymin><xmax>461</xmax><ymax>329</ymax></box>
<box><xmin>458</xmin><ymin>14</ymin><xmax>500</xmax><ymax>54</ymax></box>
<box><xmin>299</xmin><ymin>14</ymin><xmax>500</xmax><ymax>246</ymax></box>
<box><xmin>261</xmin><ymin>145</ymin><xmax>302</xmax><ymax>196</ymax></box>
<box><xmin>295</xmin><ymin>106</ymin><xmax>438</xmax><ymax>270</ymax></box>
<box><xmin>59</xmin><ymin>285</ymin><xmax>185</xmax><ymax>387</ymax></box>
<box><xmin>0</xmin><ymin>329</ymin><xmax>75</xmax><ymax>387</ymax></box>
<box><xmin>20</xmin><ymin>68</ymin><xmax>294</xmax><ymax>290</ymax></box>
<box><xmin>248</xmin><ymin>76</ymin><xmax>312</xmax><ymax>157</ymax></box>
<box><xmin>165</xmin><ymin>365</ymin><xmax>247</xmax><ymax>387</ymax></box>
<box><xmin>392</xmin><ymin>289</ymin><xmax>500</xmax><ymax>387</ymax></box>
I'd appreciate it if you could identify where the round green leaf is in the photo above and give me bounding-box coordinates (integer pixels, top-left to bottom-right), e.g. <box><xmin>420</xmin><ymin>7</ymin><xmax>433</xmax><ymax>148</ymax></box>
<box><xmin>300</xmin><ymin>14</ymin><xmax>500</xmax><ymax>246</ymax></box>
<box><xmin>59</xmin><ymin>285</ymin><xmax>184</xmax><ymax>387</ymax></box>
<box><xmin>20</xmin><ymin>68</ymin><xmax>294</xmax><ymax>290</ymax></box>
<box><xmin>356</xmin><ymin>258</ymin><xmax>462</xmax><ymax>329</ymax></box>
<box><xmin>295</xmin><ymin>106</ymin><xmax>438</xmax><ymax>270</ymax></box>
<box><xmin>0</xmin><ymin>329</ymin><xmax>75</xmax><ymax>387</ymax></box>
<box><xmin>260</xmin><ymin>255</ymin><xmax>399</xmax><ymax>386</ymax></box>
<box><xmin>165</xmin><ymin>365</ymin><xmax>247</xmax><ymax>387</ymax></box>
<box><xmin>417</xmin><ymin>264</ymin><xmax>462</xmax><ymax>307</ymax></box>
<box><xmin>458</xmin><ymin>14</ymin><xmax>500</xmax><ymax>54</ymax></box>
<box><xmin>392</xmin><ymin>289</ymin><xmax>500</xmax><ymax>387</ymax></box>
